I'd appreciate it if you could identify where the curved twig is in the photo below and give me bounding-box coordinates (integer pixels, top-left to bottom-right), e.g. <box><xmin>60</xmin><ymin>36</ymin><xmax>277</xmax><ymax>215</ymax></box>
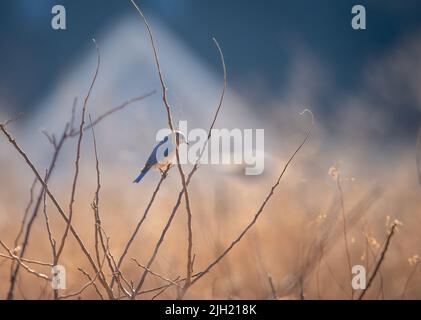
<box><xmin>191</xmin><ymin>110</ymin><xmax>314</xmax><ymax>286</ymax></box>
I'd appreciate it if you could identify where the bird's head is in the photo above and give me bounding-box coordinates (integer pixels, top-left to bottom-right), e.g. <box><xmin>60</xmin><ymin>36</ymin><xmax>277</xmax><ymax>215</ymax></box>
<box><xmin>173</xmin><ymin>130</ymin><xmax>189</xmax><ymax>146</ymax></box>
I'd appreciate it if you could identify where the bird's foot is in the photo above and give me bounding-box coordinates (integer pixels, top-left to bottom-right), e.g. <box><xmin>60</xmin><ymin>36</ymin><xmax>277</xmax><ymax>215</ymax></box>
<box><xmin>160</xmin><ymin>168</ymin><xmax>168</xmax><ymax>178</ymax></box>
<box><xmin>160</xmin><ymin>164</ymin><xmax>172</xmax><ymax>178</ymax></box>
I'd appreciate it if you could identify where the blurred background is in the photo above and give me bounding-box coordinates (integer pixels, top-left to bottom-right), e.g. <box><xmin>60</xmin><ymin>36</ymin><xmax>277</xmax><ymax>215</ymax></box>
<box><xmin>1</xmin><ymin>0</ymin><xmax>421</xmax><ymax>137</ymax></box>
<box><xmin>0</xmin><ymin>0</ymin><xmax>420</xmax><ymax>299</ymax></box>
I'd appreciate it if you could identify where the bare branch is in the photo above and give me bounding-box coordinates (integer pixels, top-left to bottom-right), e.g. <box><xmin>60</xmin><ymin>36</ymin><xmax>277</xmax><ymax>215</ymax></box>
<box><xmin>14</xmin><ymin>178</ymin><xmax>37</xmax><ymax>249</ymax></box>
<box><xmin>188</xmin><ymin>37</ymin><xmax>227</xmax><ymax>179</ymax></box>
<box><xmin>5</xmin><ymin>125</ymin><xmax>68</xmax><ymax>300</ymax></box>
<box><xmin>58</xmin><ymin>256</ymin><xmax>106</xmax><ymax>300</ymax></box>
<box><xmin>1</xmin><ymin>77</ymin><xmax>152</xmax><ymax>300</ymax></box>
<box><xmin>96</xmin><ymin>223</ymin><xmax>131</xmax><ymax>298</ymax></box>
<box><xmin>130</xmin><ymin>34</ymin><xmax>227</xmax><ymax>297</ymax></box>
<box><xmin>0</xmin><ymin>254</ymin><xmax>53</xmax><ymax>267</ymax></box>
<box><xmin>88</xmin><ymin>114</ymin><xmax>112</xmax><ymax>284</ymax></box>
<box><xmin>78</xmin><ymin>268</ymin><xmax>104</xmax><ymax>300</ymax></box>
<box><xmin>129</xmin><ymin>0</ymin><xmax>195</xmax><ymax>295</ymax></box>
<box><xmin>1</xmin><ymin>113</ymin><xmax>23</xmax><ymax>127</ymax></box>
<box><xmin>70</xmin><ymin>91</ymin><xmax>156</xmax><ymax>137</ymax></box>
<box><xmin>131</xmin><ymin>258</ymin><xmax>182</xmax><ymax>288</ymax></box>
<box><xmin>113</xmin><ymin>170</ymin><xmax>168</xmax><ymax>283</ymax></box>
<box><xmin>0</xmin><ymin>119</ymin><xmax>114</xmax><ymax>299</ymax></box>
<box><xmin>41</xmin><ymin>130</ymin><xmax>56</xmax><ymax>147</ymax></box>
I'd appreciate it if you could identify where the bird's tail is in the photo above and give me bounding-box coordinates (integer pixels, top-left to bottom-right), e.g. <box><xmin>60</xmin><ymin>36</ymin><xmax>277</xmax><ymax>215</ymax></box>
<box><xmin>133</xmin><ymin>169</ymin><xmax>148</xmax><ymax>183</ymax></box>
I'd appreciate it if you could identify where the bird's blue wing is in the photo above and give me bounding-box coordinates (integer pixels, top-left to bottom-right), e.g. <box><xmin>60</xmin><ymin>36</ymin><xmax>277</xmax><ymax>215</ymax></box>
<box><xmin>133</xmin><ymin>136</ymin><xmax>170</xmax><ymax>183</ymax></box>
<box><xmin>146</xmin><ymin>135</ymin><xmax>170</xmax><ymax>166</ymax></box>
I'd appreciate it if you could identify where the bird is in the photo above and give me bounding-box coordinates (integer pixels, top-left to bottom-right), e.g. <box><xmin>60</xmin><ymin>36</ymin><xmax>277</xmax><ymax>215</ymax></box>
<box><xmin>133</xmin><ymin>130</ymin><xmax>188</xmax><ymax>183</ymax></box>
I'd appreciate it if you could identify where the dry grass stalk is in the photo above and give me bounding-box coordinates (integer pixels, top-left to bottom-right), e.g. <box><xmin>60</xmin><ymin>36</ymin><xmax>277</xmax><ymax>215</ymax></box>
<box><xmin>336</xmin><ymin>174</ymin><xmax>353</xmax><ymax>298</ymax></box>
<box><xmin>401</xmin><ymin>260</ymin><xmax>420</xmax><ymax>299</ymax></box>
<box><xmin>357</xmin><ymin>223</ymin><xmax>397</xmax><ymax>300</ymax></box>
<box><xmin>268</xmin><ymin>274</ymin><xmax>278</xmax><ymax>299</ymax></box>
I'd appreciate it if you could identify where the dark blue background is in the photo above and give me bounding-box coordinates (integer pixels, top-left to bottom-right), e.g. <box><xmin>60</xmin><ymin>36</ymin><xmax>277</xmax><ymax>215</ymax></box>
<box><xmin>1</xmin><ymin>0</ymin><xmax>420</xmax><ymax>137</ymax></box>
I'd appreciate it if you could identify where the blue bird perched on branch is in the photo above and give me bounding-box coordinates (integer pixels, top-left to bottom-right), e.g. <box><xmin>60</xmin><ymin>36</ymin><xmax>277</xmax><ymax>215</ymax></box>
<box><xmin>133</xmin><ymin>131</ymin><xmax>188</xmax><ymax>183</ymax></box>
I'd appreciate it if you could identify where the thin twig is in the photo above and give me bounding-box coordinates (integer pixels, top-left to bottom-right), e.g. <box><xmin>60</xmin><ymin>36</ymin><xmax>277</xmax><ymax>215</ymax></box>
<box><xmin>191</xmin><ymin>110</ymin><xmax>313</xmax><ymax>287</ymax></box>
<box><xmin>0</xmin><ymin>254</ymin><xmax>53</xmax><ymax>267</ymax></box>
<box><xmin>267</xmin><ymin>274</ymin><xmax>277</xmax><ymax>299</ymax></box>
<box><xmin>88</xmin><ymin>114</ymin><xmax>114</xmax><ymax>294</ymax></box>
<box><xmin>14</xmin><ymin>178</ymin><xmax>37</xmax><ymax>249</ymax></box>
<box><xmin>42</xmin><ymin>171</ymin><xmax>56</xmax><ymax>259</ymax></box>
<box><xmin>56</xmin><ymin>39</ymin><xmax>100</xmax><ymax>261</ymax></box>
<box><xmin>187</xmin><ymin>38</ymin><xmax>227</xmax><ymax>180</ymax></box>
<box><xmin>5</xmin><ymin>125</ymin><xmax>68</xmax><ymax>300</ymax></box>
<box><xmin>2</xmin><ymin>113</ymin><xmax>23</xmax><ymax>126</ymax></box>
<box><xmin>364</xmin><ymin>232</ymin><xmax>385</xmax><ymax>300</ymax></box>
<box><xmin>0</xmin><ymin>241</ymin><xmax>50</xmax><ymax>281</ymax></box>
<box><xmin>113</xmin><ymin>170</ymin><xmax>168</xmax><ymax>285</ymax></box>
<box><xmin>0</xmin><ymin>119</ymin><xmax>114</xmax><ymax>299</ymax></box>
<box><xmin>286</xmin><ymin>187</ymin><xmax>383</xmax><ymax>298</ymax></box>
<box><xmin>41</xmin><ymin>173</ymin><xmax>59</xmax><ymax>299</ymax></box>
<box><xmin>96</xmin><ymin>222</ymin><xmax>130</xmax><ymax>298</ymax></box>
<box><xmin>129</xmin><ymin>0</ymin><xmax>195</xmax><ymax>295</ymax></box>
<box><xmin>130</xmin><ymin>33</ymin><xmax>227</xmax><ymax>297</ymax></box>
<box><xmin>1</xmin><ymin>90</ymin><xmax>153</xmax><ymax>300</ymax></box>
<box><xmin>58</xmin><ymin>256</ymin><xmax>106</xmax><ymax>300</ymax></box>
<box><xmin>131</xmin><ymin>258</ymin><xmax>182</xmax><ymax>288</ymax></box>
<box><xmin>10</xmin><ymin>177</ymin><xmax>38</xmax><ymax>286</ymax></box>
<box><xmin>70</xmin><ymin>91</ymin><xmax>156</xmax><ymax>137</ymax></box>
<box><xmin>116</xmin><ymin>276</ymin><xmax>182</xmax><ymax>299</ymax></box>
<box><xmin>321</xmin><ymin>254</ymin><xmax>349</xmax><ymax>297</ymax></box>
<box><xmin>41</xmin><ymin>130</ymin><xmax>56</xmax><ymax>147</ymax></box>
<box><xmin>78</xmin><ymin>268</ymin><xmax>104</xmax><ymax>300</ymax></box>
<box><xmin>357</xmin><ymin>223</ymin><xmax>397</xmax><ymax>300</ymax></box>
<box><xmin>151</xmin><ymin>285</ymin><xmax>172</xmax><ymax>300</ymax></box>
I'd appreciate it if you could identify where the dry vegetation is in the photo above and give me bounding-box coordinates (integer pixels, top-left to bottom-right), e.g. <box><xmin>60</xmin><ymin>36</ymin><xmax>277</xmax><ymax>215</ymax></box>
<box><xmin>0</xmin><ymin>1</ymin><xmax>420</xmax><ymax>300</ymax></box>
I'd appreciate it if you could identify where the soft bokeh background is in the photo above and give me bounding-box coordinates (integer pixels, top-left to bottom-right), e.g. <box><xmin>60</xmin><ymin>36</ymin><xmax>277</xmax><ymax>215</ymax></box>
<box><xmin>0</xmin><ymin>0</ymin><xmax>420</xmax><ymax>299</ymax></box>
